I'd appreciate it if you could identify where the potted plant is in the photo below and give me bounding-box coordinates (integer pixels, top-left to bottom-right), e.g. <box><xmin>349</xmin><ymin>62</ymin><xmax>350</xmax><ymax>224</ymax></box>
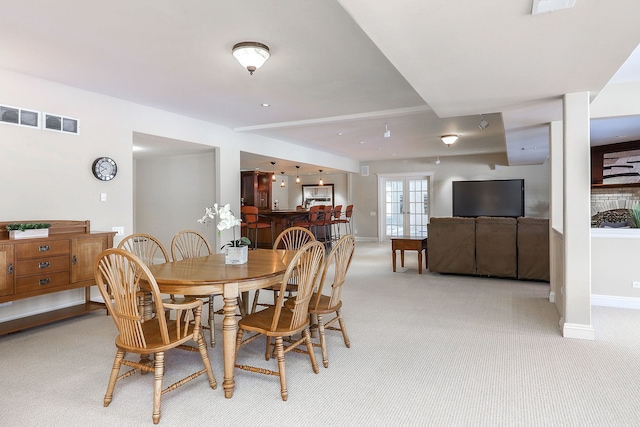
<box><xmin>6</xmin><ymin>222</ymin><xmax>51</xmax><ymax>239</ymax></box>
<box><xmin>198</xmin><ymin>203</ymin><xmax>250</xmax><ymax>264</ymax></box>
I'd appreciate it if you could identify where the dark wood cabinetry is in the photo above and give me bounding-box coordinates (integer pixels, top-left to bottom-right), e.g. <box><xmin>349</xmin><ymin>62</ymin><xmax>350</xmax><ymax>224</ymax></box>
<box><xmin>241</xmin><ymin>171</ymin><xmax>272</xmax><ymax>210</ymax></box>
<box><xmin>0</xmin><ymin>220</ymin><xmax>115</xmax><ymax>335</ymax></box>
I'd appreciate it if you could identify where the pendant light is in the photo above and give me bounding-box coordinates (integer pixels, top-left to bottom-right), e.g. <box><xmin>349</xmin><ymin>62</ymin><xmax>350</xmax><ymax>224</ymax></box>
<box><xmin>318</xmin><ymin>170</ymin><xmax>324</xmax><ymax>186</ymax></box>
<box><xmin>271</xmin><ymin>161</ymin><xmax>276</xmax><ymax>182</ymax></box>
<box><xmin>295</xmin><ymin>165</ymin><xmax>301</xmax><ymax>184</ymax></box>
<box><xmin>280</xmin><ymin>172</ymin><xmax>286</xmax><ymax>188</ymax></box>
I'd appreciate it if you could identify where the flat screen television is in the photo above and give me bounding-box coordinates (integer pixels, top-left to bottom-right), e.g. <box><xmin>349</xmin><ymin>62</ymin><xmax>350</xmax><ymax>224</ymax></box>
<box><xmin>452</xmin><ymin>179</ymin><xmax>525</xmax><ymax>218</ymax></box>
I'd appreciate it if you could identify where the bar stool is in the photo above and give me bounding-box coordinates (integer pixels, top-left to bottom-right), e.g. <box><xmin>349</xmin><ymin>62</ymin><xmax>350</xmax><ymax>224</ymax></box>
<box><xmin>331</xmin><ymin>205</ymin><xmax>343</xmax><ymax>240</ymax></box>
<box><xmin>241</xmin><ymin>206</ymin><xmax>274</xmax><ymax>249</ymax></box>
<box><xmin>337</xmin><ymin>204</ymin><xmax>354</xmax><ymax>234</ymax></box>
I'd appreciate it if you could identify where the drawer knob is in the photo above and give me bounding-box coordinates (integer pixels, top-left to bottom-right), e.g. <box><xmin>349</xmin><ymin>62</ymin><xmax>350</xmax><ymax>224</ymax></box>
<box><xmin>38</xmin><ymin>245</ymin><xmax>50</xmax><ymax>252</ymax></box>
<box><xmin>39</xmin><ymin>278</ymin><xmax>50</xmax><ymax>285</ymax></box>
<box><xmin>72</xmin><ymin>255</ymin><xmax>77</xmax><ymax>265</ymax></box>
<box><xmin>39</xmin><ymin>261</ymin><xmax>51</xmax><ymax>269</ymax></box>
<box><xmin>7</xmin><ymin>263</ymin><xmax>12</xmax><ymax>275</ymax></box>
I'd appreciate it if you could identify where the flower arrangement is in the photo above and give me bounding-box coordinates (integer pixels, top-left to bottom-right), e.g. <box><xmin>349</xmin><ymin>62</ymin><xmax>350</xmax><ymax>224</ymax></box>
<box><xmin>198</xmin><ymin>203</ymin><xmax>250</xmax><ymax>248</ymax></box>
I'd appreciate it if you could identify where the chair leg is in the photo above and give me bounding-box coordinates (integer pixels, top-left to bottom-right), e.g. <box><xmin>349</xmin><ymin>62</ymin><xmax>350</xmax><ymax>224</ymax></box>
<box><xmin>104</xmin><ymin>349</ymin><xmax>125</xmax><ymax>407</ymax></box>
<box><xmin>336</xmin><ymin>309</ymin><xmax>350</xmax><ymax>348</ymax></box>
<box><xmin>265</xmin><ymin>336</ymin><xmax>272</xmax><ymax>361</ymax></box>
<box><xmin>196</xmin><ymin>329</ymin><xmax>217</xmax><ymax>389</ymax></box>
<box><xmin>317</xmin><ymin>315</ymin><xmax>328</xmax><ymax>368</ymax></box>
<box><xmin>303</xmin><ymin>328</ymin><xmax>319</xmax><ymax>374</ymax></box>
<box><xmin>207</xmin><ymin>296</ymin><xmax>215</xmax><ymax>347</ymax></box>
<box><xmin>275</xmin><ymin>337</ymin><xmax>288</xmax><ymax>401</ymax></box>
<box><xmin>251</xmin><ymin>290</ymin><xmax>260</xmax><ymax>314</ymax></box>
<box><xmin>152</xmin><ymin>351</ymin><xmax>165</xmax><ymax>424</ymax></box>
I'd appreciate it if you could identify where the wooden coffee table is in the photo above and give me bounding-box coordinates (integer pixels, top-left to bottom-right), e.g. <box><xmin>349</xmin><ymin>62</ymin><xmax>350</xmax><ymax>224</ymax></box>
<box><xmin>391</xmin><ymin>236</ymin><xmax>428</xmax><ymax>274</ymax></box>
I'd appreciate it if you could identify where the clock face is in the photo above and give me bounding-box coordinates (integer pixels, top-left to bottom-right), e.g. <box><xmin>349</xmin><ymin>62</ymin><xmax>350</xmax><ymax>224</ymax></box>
<box><xmin>92</xmin><ymin>157</ymin><xmax>117</xmax><ymax>181</ymax></box>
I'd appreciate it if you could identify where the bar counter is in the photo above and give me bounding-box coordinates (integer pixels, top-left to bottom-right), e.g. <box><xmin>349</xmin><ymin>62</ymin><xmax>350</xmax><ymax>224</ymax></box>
<box><xmin>244</xmin><ymin>209</ymin><xmax>309</xmax><ymax>248</ymax></box>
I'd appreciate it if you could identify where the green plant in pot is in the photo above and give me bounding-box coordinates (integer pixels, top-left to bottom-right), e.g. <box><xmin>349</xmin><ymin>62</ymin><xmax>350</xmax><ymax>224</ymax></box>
<box><xmin>6</xmin><ymin>223</ymin><xmax>51</xmax><ymax>231</ymax></box>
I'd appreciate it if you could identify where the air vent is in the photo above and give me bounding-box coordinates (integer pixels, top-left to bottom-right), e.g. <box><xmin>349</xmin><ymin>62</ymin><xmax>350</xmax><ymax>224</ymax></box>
<box><xmin>43</xmin><ymin>112</ymin><xmax>79</xmax><ymax>134</ymax></box>
<box><xmin>0</xmin><ymin>104</ymin><xmax>40</xmax><ymax>128</ymax></box>
<box><xmin>361</xmin><ymin>165</ymin><xmax>369</xmax><ymax>176</ymax></box>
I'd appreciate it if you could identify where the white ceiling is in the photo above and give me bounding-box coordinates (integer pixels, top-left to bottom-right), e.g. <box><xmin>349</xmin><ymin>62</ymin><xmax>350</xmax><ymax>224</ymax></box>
<box><xmin>2</xmin><ymin>0</ymin><xmax>640</xmax><ymax>175</ymax></box>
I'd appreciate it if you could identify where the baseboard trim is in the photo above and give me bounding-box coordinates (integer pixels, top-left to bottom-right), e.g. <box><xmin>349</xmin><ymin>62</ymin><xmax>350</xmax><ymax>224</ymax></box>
<box><xmin>591</xmin><ymin>294</ymin><xmax>640</xmax><ymax>309</ymax></box>
<box><xmin>562</xmin><ymin>322</ymin><xmax>595</xmax><ymax>340</ymax></box>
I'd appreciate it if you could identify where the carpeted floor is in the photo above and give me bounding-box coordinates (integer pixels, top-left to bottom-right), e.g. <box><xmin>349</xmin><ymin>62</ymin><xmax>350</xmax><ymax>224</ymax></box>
<box><xmin>1</xmin><ymin>242</ymin><xmax>640</xmax><ymax>426</ymax></box>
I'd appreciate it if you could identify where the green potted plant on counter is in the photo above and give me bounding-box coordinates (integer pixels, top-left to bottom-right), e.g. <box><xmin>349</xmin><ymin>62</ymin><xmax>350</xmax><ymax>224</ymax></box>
<box><xmin>6</xmin><ymin>222</ymin><xmax>51</xmax><ymax>239</ymax></box>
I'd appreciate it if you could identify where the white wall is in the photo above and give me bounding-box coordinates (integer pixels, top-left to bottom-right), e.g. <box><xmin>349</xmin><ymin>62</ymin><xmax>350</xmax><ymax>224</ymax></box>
<box><xmin>354</xmin><ymin>153</ymin><xmax>550</xmax><ymax>240</ymax></box>
<box><xmin>0</xmin><ymin>68</ymin><xmax>357</xmax><ymax>323</ymax></box>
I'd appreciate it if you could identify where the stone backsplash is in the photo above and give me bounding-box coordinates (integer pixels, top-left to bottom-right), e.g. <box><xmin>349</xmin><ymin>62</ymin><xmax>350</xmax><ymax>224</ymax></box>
<box><xmin>591</xmin><ymin>187</ymin><xmax>640</xmax><ymax>216</ymax></box>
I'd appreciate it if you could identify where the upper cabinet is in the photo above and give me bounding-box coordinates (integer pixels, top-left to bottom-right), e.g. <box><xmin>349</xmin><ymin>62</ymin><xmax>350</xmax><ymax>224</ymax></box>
<box><xmin>241</xmin><ymin>171</ymin><xmax>272</xmax><ymax>210</ymax></box>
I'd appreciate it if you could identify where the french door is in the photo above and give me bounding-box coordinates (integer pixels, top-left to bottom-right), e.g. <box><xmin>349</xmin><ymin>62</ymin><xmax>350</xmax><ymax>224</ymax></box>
<box><xmin>381</xmin><ymin>174</ymin><xmax>430</xmax><ymax>239</ymax></box>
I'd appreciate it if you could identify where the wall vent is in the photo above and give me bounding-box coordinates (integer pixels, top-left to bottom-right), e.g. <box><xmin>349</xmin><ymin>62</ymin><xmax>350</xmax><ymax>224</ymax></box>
<box><xmin>361</xmin><ymin>165</ymin><xmax>369</xmax><ymax>176</ymax></box>
<box><xmin>0</xmin><ymin>104</ymin><xmax>40</xmax><ymax>128</ymax></box>
<box><xmin>43</xmin><ymin>112</ymin><xmax>79</xmax><ymax>134</ymax></box>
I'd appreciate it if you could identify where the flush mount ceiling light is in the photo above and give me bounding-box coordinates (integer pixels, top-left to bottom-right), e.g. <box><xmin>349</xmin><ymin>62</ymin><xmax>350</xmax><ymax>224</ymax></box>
<box><xmin>271</xmin><ymin>161</ymin><xmax>276</xmax><ymax>182</ymax></box>
<box><xmin>384</xmin><ymin>124</ymin><xmax>391</xmax><ymax>138</ymax></box>
<box><xmin>232</xmin><ymin>41</ymin><xmax>270</xmax><ymax>75</ymax></box>
<box><xmin>295</xmin><ymin>165</ymin><xmax>301</xmax><ymax>184</ymax></box>
<box><xmin>441</xmin><ymin>134</ymin><xmax>458</xmax><ymax>146</ymax></box>
<box><xmin>531</xmin><ymin>0</ymin><xmax>575</xmax><ymax>15</ymax></box>
<box><xmin>478</xmin><ymin>115</ymin><xmax>490</xmax><ymax>130</ymax></box>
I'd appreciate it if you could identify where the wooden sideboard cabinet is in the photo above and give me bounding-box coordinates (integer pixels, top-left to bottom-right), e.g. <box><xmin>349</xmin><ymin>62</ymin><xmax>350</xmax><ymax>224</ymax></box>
<box><xmin>0</xmin><ymin>220</ymin><xmax>116</xmax><ymax>335</ymax></box>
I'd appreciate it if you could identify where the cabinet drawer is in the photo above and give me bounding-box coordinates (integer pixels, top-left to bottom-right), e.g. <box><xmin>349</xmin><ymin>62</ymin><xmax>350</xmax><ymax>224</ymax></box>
<box><xmin>16</xmin><ymin>271</ymin><xmax>70</xmax><ymax>293</ymax></box>
<box><xmin>16</xmin><ymin>240</ymin><xmax>69</xmax><ymax>259</ymax></box>
<box><xmin>15</xmin><ymin>255</ymin><xmax>70</xmax><ymax>277</ymax></box>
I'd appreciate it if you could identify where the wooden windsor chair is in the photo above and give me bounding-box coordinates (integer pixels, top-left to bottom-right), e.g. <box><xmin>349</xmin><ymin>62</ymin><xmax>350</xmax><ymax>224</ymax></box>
<box><xmin>94</xmin><ymin>248</ymin><xmax>216</xmax><ymax>424</ymax></box>
<box><xmin>234</xmin><ymin>240</ymin><xmax>325</xmax><ymax>401</ymax></box>
<box><xmin>169</xmin><ymin>229</ymin><xmax>242</xmax><ymax>347</ymax></box>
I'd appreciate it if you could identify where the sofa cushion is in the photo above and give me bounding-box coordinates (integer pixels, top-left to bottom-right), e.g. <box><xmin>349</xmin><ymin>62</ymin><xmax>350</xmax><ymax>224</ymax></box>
<box><xmin>427</xmin><ymin>217</ymin><xmax>476</xmax><ymax>275</ymax></box>
<box><xmin>475</xmin><ymin>216</ymin><xmax>517</xmax><ymax>278</ymax></box>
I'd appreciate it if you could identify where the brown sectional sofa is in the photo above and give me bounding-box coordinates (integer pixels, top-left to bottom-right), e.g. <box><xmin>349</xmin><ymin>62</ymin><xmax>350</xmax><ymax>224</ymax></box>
<box><xmin>427</xmin><ymin>216</ymin><xmax>549</xmax><ymax>281</ymax></box>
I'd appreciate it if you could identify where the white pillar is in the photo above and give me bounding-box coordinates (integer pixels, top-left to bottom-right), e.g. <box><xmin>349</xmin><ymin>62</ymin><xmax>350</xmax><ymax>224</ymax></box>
<box><xmin>215</xmin><ymin>145</ymin><xmax>241</xmax><ymax>252</ymax></box>
<box><xmin>549</xmin><ymin>120</ymin><xmax>563</xmax><ymax>309</ymax></box>
<box><xmin>562</xmin><ymin>92</ymin><xmax>594</xmax><ymax>340</ymax></box>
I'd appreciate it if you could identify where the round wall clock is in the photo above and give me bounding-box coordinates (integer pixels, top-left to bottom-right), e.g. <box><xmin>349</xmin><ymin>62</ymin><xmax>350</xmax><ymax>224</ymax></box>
<box><xmin>92</xmin><ymin>157</ymin><xmax>118</xmax><ymax>181</ymax></box>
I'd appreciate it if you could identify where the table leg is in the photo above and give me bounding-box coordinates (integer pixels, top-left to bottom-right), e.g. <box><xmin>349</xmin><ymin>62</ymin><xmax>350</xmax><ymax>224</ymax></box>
<box><xmin>222</xmin><ymin>282</ymin><xmax>239</xmax><ymax>398</ymax></box>
<box><xmin>400</xmin><ymin>250</ymin><xmax>405</xmax><ymax>267</ymax></box>
<box><xmin>392</xmin><ymin>249</ymin><xmax>397</xmax><ymax>272</ymax></box>
<box><xmin>418</xmin><ymin>251</ymin><xmax>423</xmax><ymax>274</ymax></box>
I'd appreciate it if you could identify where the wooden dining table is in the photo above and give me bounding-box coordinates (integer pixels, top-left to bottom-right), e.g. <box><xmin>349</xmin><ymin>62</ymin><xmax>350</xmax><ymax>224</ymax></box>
<box><xmin>146</xmin><ymin>249</ymin><xmax>293</xmax><ymax>398</ymax></box>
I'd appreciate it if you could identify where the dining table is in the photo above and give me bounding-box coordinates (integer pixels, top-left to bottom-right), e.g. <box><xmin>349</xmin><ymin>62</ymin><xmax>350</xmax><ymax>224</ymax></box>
<box><xmin>145</xmin><ymin>248</ymin><xmax>293</xmax><ymax>398</ymax></box>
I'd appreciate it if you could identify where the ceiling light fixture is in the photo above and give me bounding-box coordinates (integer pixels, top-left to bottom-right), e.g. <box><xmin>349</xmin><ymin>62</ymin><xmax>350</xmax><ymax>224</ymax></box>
<box><xmin>435</xmin><ymin>156</ymin><xmax>441</xmax><ymax>165</ymax></box>
<box><xmin>280</xmin><ymin>172</ymin><xmax>286</xmax><ymax>188</ymax></box>
<box><xmin>441</xmin><ymin>134</ymin><xmax>458</xmax><ymax>146</ymax></box>
<box><xmin>271</xmin><ymin>161</ymin><xmax>276</xmax><ymax>182</ymax></box>
<box><xmin>232</xmin><ymin>41</ymin><xmax>270</xmax><ymax>75</ymax></box>
<box><xmin>478</xmin><ymin>115</ymin><xmax>490</xmax><ymax>130</ymax></box>
<box><xmin>295</xmin><ymin>165</ymin><xmax>301</xmax><ymax>184</ymax></box>
<box><xmin>318</xmin><ymin>170</ymin><xmax>324</xmax><ymax>186</ymax></box>
<box><xmin>384</xmin><ymin>123</ymin><xmax>391</xmax><ymax>138</ymax></box>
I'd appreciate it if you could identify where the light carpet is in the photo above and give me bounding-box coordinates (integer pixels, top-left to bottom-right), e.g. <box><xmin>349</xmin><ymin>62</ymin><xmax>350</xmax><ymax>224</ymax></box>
<box><xmin>1</xmin><ymin>242</ymin><xmax>640</xmax><ymax>426</ymax></box>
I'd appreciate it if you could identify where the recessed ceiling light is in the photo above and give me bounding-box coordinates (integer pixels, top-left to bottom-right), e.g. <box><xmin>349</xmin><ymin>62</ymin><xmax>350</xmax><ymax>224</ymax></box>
<box><xmin>337</xmin><ymin>132</ymin><xmax>344</xmax><ymax>136</ymax></box>
<box><xmin>359</xmin><ymin>141</ymin><xmax>365</xmax><ymax>144</ymax></box>
<box><xmin>261</xmin><ymin>103</ymin><xmax>270</xmax><ymax>107</ymax></box>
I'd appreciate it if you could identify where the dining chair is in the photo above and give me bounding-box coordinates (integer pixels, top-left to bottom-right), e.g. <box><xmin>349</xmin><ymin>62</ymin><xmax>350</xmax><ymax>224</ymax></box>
<box><xmin>308</xmin><ymin>234</ymin><xmax>356</xmax><ymax>368</ymax></box>
<box><xmin>241</xmin><ymin>205</ymin><xmax>274</xmax><ymax>249</ymax></box>
<box><xmin>94</xmin><ymin>248</ymin><xmax>216</xmax><ymax>424</ymax></box>
<box><xmin>170</xmin><ymin>230</ymin><xmax>218</xmax><ymax>346</ymax></box>
<box><xmin>251</xmin><ymin>226</ymin><xmax>316</xmax><ymax>314</ymax></box>
<box><xmin>117</xmin><ymin>233</ymin><xmax>170</xmax><ymax>320</ymax></box>
<box><xmin>235</xmin><ymin>240</ymin><xmax>325</xmax><ymax>401</ymax></box>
